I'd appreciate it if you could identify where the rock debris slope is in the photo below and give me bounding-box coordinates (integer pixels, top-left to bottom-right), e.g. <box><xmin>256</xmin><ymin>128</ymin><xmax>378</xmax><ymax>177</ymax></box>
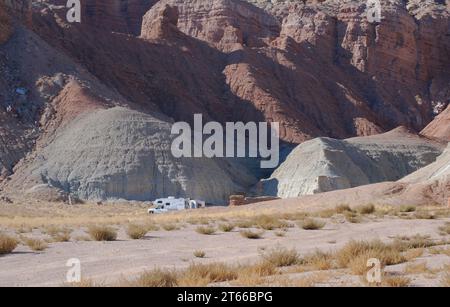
<box><xmin>261</xmin><ymin>128</ymin><xmax>446</xmax><ymax>198</ymax></box>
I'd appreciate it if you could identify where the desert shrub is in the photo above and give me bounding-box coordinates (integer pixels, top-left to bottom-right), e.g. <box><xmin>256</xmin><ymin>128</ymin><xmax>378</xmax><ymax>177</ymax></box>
<box><xmin>23</xmin><ymin>237</ymin><xmax>48</xmax><ymax>252</ymax></box>
<box><xmin>261</xmin><ymin>247</ymin><xmax>300</xmax><ymax>267</ymax></box>
<box><xmin>193</xmin><ymin>250</ymin><xmax>206</xmax><ymax>258</ymax></box>
<box><xmin>162</xmin><ymin>224</ymin><xmax>179</xmax><ymax>231</ymax></box>
<box><xmin>252</xmin><ymin>215</ymin><xmax>289</xmax><ymax>230</ymax></box>
<box><xmin>195</xmin><ymin>226</ymin><xmax>216</xmax><ymax>235</ymax></box>
<box><xmin>335</xmin><ymin>204</ymin><xmax>352</xmax><ymax>214</ymax></box>
<box><xmin>336</xmin><ymin>240</ymin><xmax>405</xmax><ymax>269</ymax></box>
<box><xmin>414</xmin><ymin>211</ymin><xmax>435</xmax><ymax>220</ymax></box>
<box><xmin>88</xmin><ymin>226</ymin><xmax>117</xmax><ymax>241</ymax></box>
<box><xmin>134</xmin><ymin>269</ymin><xmax>178</xmax><ymax>287</ymax></box>
<box><xmin>438</xmin><ymin>222</ymin><xmax>450</xmax><ymax>235</ymax></box>
<box><xmin>219</xmin><ymin>223</ymin><xmax>235</xmax><ymax>232</ymax></box>
<box><xmin>399</xmin><ymin>205</ymin><xmax>416</xmax><ymax>213</ymax></box>
<box><xmin>344</xmin><ymin>211</ymin><xmax>363</xmax><ymax>223</ymax></box>
<box><xmin>299</xmin><ymin>218</ymin><xmax>326</xmax><ymax>230</ymax></box>
<box><xmin>126</xmin><ymin>224</ymin><xmax>148</xmax><ymax>240</ymax></box>
<box><xmin>382</xmin><ymin>276</ymin><xmax>411</xmax><ymax>287</ymax></box>
<box><xmin>181</xmin><ymin>263</ymin><xmax>238</xmax><ymax>285</ymax></box>
<box><xmin>0</xmin><ymin>234</ymin><xmax>17</xmax><ymax>255</ymax></box>
<box><xmin>354</xmin><ymin>204</ymin><xmax>376</xmax><ymax>215</ymax></box>
<box><xmin>303</xmin><ymin>250</ymin><xmax>335</xmax><ymax>271</ymax></box>
<box><xmin>240</xmin><ymin>230</ymin><xmax>263</xmax><ymax>239</ymax></box>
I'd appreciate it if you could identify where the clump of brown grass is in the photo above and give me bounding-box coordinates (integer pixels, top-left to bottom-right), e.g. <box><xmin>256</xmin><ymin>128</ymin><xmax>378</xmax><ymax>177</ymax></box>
<box><xmin>162</xmin><ymin>224</ymin><xmax>179</xmax><ymax>231</ymax></box>
<box><xmin>44</xmin><ymin>226</ymin><xmax>72</xmax><ymax>242</ymax></box>
<box><xmin>393</xmin><ymin>235</ymin><xmax>436</xmax><ymax>251</ymax></box>
<box><xmin>414</xmin><ymin>211</ymin><xmax>435</xmax><ymax>220</ymax></box>
<box><xmin>193</xmin><ymin>250</ymin><xmax>206</xmax><ymax>258</ymax></box>
<box><xmin>336</xmin><ymin>240</ymin><xmax>406</xmax><ymax>272</ymax></box>
<box><xmin>354</xmin><ymin>204</ymin><xmax>375</xmax><ymax>215</ymax></box>
<box><xmin>404</xmin><ymin>248</ymin><xmax>425</xmax><ymax>261</ymax></box>
<box><xmin>23</xmin><ymin>237</ymin><xmax>48</xmax><ymax>252</ymax></box>
<box><xmin>87</xmin><ymin>226</ymin><xmax>117</xmax><ymax>241</ymax></box>
<box><xmin>235</xmin><ymin>220</ymin><xmax>254</xmax><ymax>229</ymax></box>
<box><xmin>399</xmin><ymin>205</ymin><xmax>416</xmax><ymax>213</ymax></box>
<box><xmin>179</xmin><ymin>263</ymin><xmax>238</xmax><ymax>286</ymax></box>
<box><xmin>404</xmin><ymin>262</ymin><xmax>430</xmax><ymax>275</ymax></box>
<box><xmin>442</xmin><ymin>272</ymin><xmax>450</xmax><ymax>287</ymax></box>
<box><xmin>344</xmin><ymin>211</ymin><xmax>363</xmax><ymax>223</ymax></box>
<box><xmin>438</xmin><ymin>222</ymin><xmax>450</xmax><ymax>236</ymax></box>
<box><xmin>335</xmin><ymin>204</ymin><xmax>352</xmax><ymax>214</ymax></box>
<box><xmin>252</xmin><ymin>215</ymin><xmax>290</xmax><ymax>230</ymax></box>
<box><xmin>299</xmin><ymin>218</ymin><xmax>326</xmax><ymax>230</ymax></box>
<box><xmin>133</xmin><ymin>269</ymin><xmax>178</xmax><ymax>287</ymax></box>
<box><xmin>240</xmin><ymin>230</ymin><xmax>263</xmax><ymax>239</ymax></box>
<box><xmin>0</xmin><ymin>234</ymin><xmax>18</xmax><ymax>255</ymax></box>
<box><xmin>219</xmin><ymin>223</ymin><xmax>235</xmax><ymax>232</ymax></box>
<box><xmin>280</xmin><ymin>212</ymin><xmax>309</xmax><ymax>221</ymax></box>
<box><xmin>195</xmin><ymin>226</ymin><xmax>216</xmax><ymax>235</ymax></box>
<box><xmin>302</xmin><ymin>250</ymin><xmax>335</xmax><ymax>271</ymax></box>
<box><xmin>261</xmin><ymin>246</ymin><xmax>300</xmax><ymax>267</ymax></box>
<box><xmin>233</xmin><ymin>261</ymin><xmax>277</xmax><ymax>286</ymax></box>
<box><xmin>382</xmin><ymin>275</ymin><xmax>411</xmax><ymax>287</ymax></box>
<box><xmin>126</xmin><ymin>224</ymin><xmax>148</xmax><ymax>240</ymax></box>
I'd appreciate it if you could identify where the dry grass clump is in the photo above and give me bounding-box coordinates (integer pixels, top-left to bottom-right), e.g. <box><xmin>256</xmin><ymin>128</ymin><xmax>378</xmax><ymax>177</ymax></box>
<box><xmin>403</xmin><ymin>248</ymin><xmax>425</xmax><ymax>261</ymax></box>
<box><xmin>413</xmin><ymin>210</ymin><xmax>435</xmax><ymax>220</ymax></box>
<box><xmin>382</xmin><ymin>275</ymin><xmax>411</xmax><ymax>287</ymax></box>
<box><xmin>335</xmin><ymin>204</ymin><xmax>352</xmax><ymax>214</ymax></box>
<box><xmin>299</xmin><ymin>218</ymin><xmax>326</xmax><ymax>230</ymax></box>
<box><xmin>403</xmin><ymin>262</ymin><xmax>430</xmax><ymax>275</ymax></box>
<box><xmin>235</xmin><ymin>220</ymin><xmax>254</xmax><ymax>229</ymax></box>
<box><xmin>87</xmin><ymin>225</ymin><xmax>117</xmax><ymax>241</ymax></box>
<box><xmin>161</xmin><ymin>224</ymin><xmax>179</xmax><ymax>231</ymax></box>
<box><xmin>302</xmin><ymin>250</ymin><xmax>335</xmax><ymax>271</ymax></box>
<box><xmin>336</xmin><ymin>240</ymin><xmax>406</xmax><ymax>273</ymax></box>
<box><xmin>280</xmin><ymin>211</ymin><xmax>309</xmax><ymax>221</ymax></box>
<box><xmin>44</xmin><ymin>226</ymin><xmax>72</xmax><ymax>242</ymax></box>
<box><xmin>240</xmin><ymin>230</ymin><xmax>264</xmax><ymax>239</ymax></box>
<box><xmin>179</xmin><ymin>263</ymin><xmax>238</xmax><ymax>286</ymax></box>
<box><xmin>442</xmin><ymin>272</ymin><xmax>450</xmax><ymax>287</ymax></box>
<box><xmin>393</xmin><ymin>235</ymin><xmax>437</xmax><ymax>251</ymax></box>
<box><xmin>399</xmin><ymin>205</ymin><xmax>416</xmax><ymax>213</ymax></box>
<box><xmin>195</xmin><ymin>226</ymin><xmax>216</xmax><ymax>235</ymax></box>
<box><xmin>438</xmin><ymin>222</ymin><xmax>450</xmax><ymax>236</ymax></box>
<box><xmin>261</xmin><ymin>246</ymin><xmax>300</xmax><ymax>267</ymax></box>
<box><xmin>354</xmin><ymin>204</ymin><xmax>375</xmax><ymax>215</ymax></box>
<box><xmin>233</xmin><ymin>261</ymin><xmax>277</xmax><ymax>286</ymax></box>
<box><xmin>218</xmin><ymin>223</ymin><xmax>235</xmax><ymax>232</ymax></box>
<box><xmin>0</xmin><ymin>234</ymin><xmax>18</xmax><ymax>255</ymax></box>
<box><xmin>252</xmin><ymin>215</ymin><xmax>290</xmax><ymax>230</ymax></box>
<box><xmin>193</xmin><ymin>250</ymin><xmax>206</xmax><ymax>258</ymax></box>
<box><xmin>429</xmin><ymin>247</ymin><xmax>450</xmax><ymax>257</ymax></box>
<box><xmin>274</xmin><ymin>230</ymin><xmax>287</xmax><ymax>237</ymax></box>
<box><xmin>126</xmin><ymin>224</ymin><xmax>148</xmax><ymax>240</ymax></box>
<box><xmin>344</xmin><ymin>211</ymin><xmax>363</xmax><ymax>223</ymax></box>
<box><xmin>133</xmin><ymin>269</ymin><xmax>178</xmax><ymax>287</ymax></box>
<box><xmin>22</xmin><ymin>237</ymin><xmax>48</xmax><ymax>252</ymax></box>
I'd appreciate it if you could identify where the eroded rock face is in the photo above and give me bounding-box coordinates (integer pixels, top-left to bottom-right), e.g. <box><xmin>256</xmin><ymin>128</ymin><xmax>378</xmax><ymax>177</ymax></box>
<box><xmin>260</xmin><ymin>127</ymin><xmax>446</xmax><ymax>198</ymax></box>
<box><xmin>15</xmin><ymin>107</ymin><xmax>256</xmax><ymax>204</ymax></box>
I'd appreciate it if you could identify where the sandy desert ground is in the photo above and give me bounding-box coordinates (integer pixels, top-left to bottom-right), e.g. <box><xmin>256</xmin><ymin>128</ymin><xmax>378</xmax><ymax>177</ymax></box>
<box><xmin>0</xmin><ymin>199</ymin><xmax>449</xmax><ymax>287</ymax></box>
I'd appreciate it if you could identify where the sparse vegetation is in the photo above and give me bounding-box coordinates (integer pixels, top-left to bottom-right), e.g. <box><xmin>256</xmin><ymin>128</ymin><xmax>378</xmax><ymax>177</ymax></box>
<box><xmin>336</xmin><ymin>240</ymin><xmax>405</xmax><ymax>271</ymax></box>
<box><xmin>195</xmin><ymin>226</ymin><xmax>216</xmax><ymax>235</ymax></box>
<box><xmin>302</xmin><ymin>250</ymin><xmax>335</xmax><ymax>271</ymax></box>
<box><xmin>252</xmin><ymin>215</ymin><xmax>290</xmax><ymax>230</ymax></box>
<box><xmin>414</xmin><ymin>211</ymin><xmax>435</xmax><ymax>220</ymax></box>
<box><xmin>240</xmin><ymin>230</ymin><xmax>263</xmax><ymax>239</ymax></box>
<box><xmin>335</xmin><ymin>204</ymin><xmax>352</xmax><ymax>214</ymax></box>
<box><xmin>299</xmin><ymin>218</ymin><xmax>326</xmax><ymax>230</ymax></box>
<box><xmin>399</xmin><ymin>205</ymin><xmax>416</xmax><ymax>213</ymax></box>
<box><xmin>126</xmin><ymin>224</ymin><xmax>148</xmax><ymax>240</ymax></box>
<box><xmin>23</xmin><ymin>237</ymin><xmax>48</xmax><ymax>252</ymax></box>
<box><xmin>219</xmin><ymin>223</ymin><xmax>235</xmax><ymax>232</ymax></box>
<box><xmin>194</xmin><ymin>250</ymin><xmax>206</xmax><ymax>258</ymax></box>
<box><xmin>0</xmin><ymin>234</ymin><xmax>17</xmax><ymax>255</ymax></box>
<box><xmin>179</xmin><ymin>263</ymin><xmax>238</xmax><ymax>286</ymax></box>
<box><xmin>87</xmin><ymin>226</ymin><xmax>117</xmax><ymax>241</ymax></box>
<box><xmin>404</xmin><ymin>262</ymin><xmax>429</xmax><ymax>275</ymax></box>
<box><xmin>344</xmin><ymin>211</ymin><xmax>363</xmax><ymax>223</ymax></box>
<box><xmin>274</xmin><ymin>230</ymin><xmax>287</xmax><ymax>237</ymax></box>
<box><xmin>133</xmin><ymin>269</ymin><xmax>178</xmax><ymax>287</ymax></box>
<box><xmin>261</xmin><ymin>246</ymin><xmax>300</xmax><ymax>267</ymax></box>
<box><xmin>438</xmin><ymin>222</ymin><xmax>450</xmax><ymax>235</ymax></box>
<box><xmin>162</xmin><ymin>224</ymin><xmax>179</xmax><ymax>231</ymax></box>
<box><xmin>354</xmin><ymin>204</ymin><xmax>375</xmax><ymax>215</ymax></box>
<box><xmin>382</xmin><ymin>275</ymin><xmax>411</xmax><ymax>287</ymax></box>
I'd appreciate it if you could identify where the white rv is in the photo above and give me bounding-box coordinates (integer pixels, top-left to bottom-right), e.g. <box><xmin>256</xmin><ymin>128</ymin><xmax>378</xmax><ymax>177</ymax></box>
<box><xmin>148</xmin><ymin>197</ymin><xmax>206</xmax><ymax>214</ymax></box>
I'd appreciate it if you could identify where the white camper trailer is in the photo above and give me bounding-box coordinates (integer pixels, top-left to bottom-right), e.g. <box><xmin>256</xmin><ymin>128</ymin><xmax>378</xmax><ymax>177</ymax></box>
<box><xmin>148</xmin><ymin>197</ymin><xmax>206</xmax><ymax>214</ymax></box>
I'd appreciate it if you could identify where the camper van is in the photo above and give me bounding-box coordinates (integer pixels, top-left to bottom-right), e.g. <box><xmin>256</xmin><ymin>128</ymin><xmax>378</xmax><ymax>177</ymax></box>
<box><xmin>148</xmin><ymin>197</ymin><xmax>205</xmax><ymax>214</ymax></box>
